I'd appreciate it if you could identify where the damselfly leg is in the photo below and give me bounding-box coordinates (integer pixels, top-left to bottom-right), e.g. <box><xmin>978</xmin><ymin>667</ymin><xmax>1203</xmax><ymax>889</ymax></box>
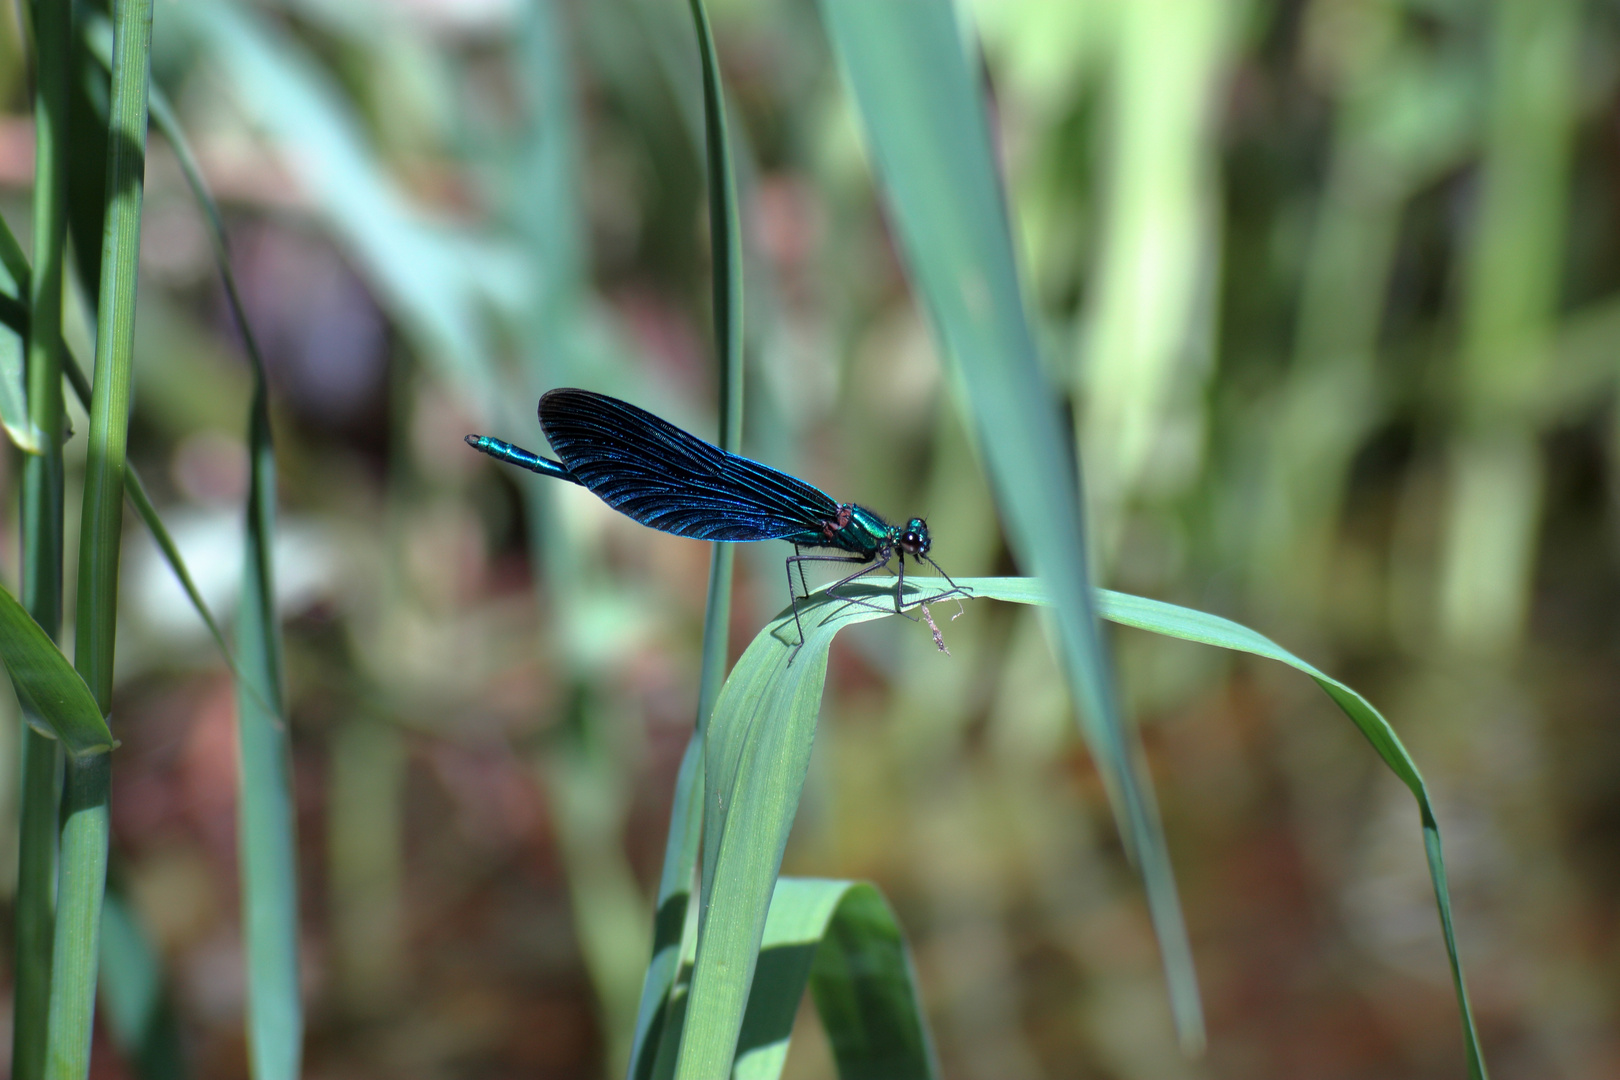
<box><xmin>784</xmin><ymin>551</ymin><xmax>883</xmax><ymax>653</ymax></box>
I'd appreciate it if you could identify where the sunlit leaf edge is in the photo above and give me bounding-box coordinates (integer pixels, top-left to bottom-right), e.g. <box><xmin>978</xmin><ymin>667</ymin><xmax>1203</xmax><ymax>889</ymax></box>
<box><xmin>678</xmin><ymin>575</ymin><xmax>1485</xmax><ymax>1079</ymax></box>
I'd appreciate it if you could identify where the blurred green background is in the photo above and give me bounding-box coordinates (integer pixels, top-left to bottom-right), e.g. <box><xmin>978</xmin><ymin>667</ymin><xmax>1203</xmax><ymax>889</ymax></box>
<box><xmin>2</xmin><ymin>0</ymin><xmax>1617</xmax><ymax>1076</ymax></box>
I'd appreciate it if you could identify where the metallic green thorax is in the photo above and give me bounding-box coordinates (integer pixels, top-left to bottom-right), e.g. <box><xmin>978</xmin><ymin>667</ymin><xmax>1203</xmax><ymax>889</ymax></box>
<box><xmin>785</xmin><ymin>505</ymin><xmax>931</xmax><ymax>561</ymax></box>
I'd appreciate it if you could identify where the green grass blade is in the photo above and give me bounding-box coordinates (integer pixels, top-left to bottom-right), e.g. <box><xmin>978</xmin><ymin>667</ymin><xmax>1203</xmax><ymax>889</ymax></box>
<box><xmin>120</xmin><ymin>464</ymin><xmax>235</xmax><ymax>663</ymax></box>
<box><xmin>1085</xmin><ymin>589</ymin><xmax>1489</xmax><ymax>1079</ymax></box>
<box><xmin>673</xmin><ymin>601</ymin><xmax>829</xmax><ymax>1080</ymax></box>
<box><xmin>629</xmin><ymin>733</ymin><xmax>704</xmax><ymax>1080</ymax></box>
<box><xmin>235</xmin><ymin>367</ymin><xmax>301</xmax><ymax>1080</ymax></box>
<box><xmin>13</xmin><ymin>0</ymin><xmax>74</xmax><ymax>1071</ymax></box>
<box><xmin>49</xmin><ymin>0</ymin><xmax>156</xmax><ymax>1070</ymax></box>
<box><xmin>0</xmin><ymin>584</ymin><xmax>112</xmax><ymax>756</ymax></box>
<box><xmin>734</xmin><ymin>878</ymin><xmax>936</xmax><ymax>1080</ymax></box>
<box><xmin>44</xmin><ymin>753</ymin><xmax>111</xmax><ymax>1080</ymax></box>
<box><xmin>690</xmin><ymin>0</ymin><xmax>743</xmax><ymax>453</ymax></box>
<box><xmin>13</xmin><ymin>727</ymin><xmax>59</xmax><ymax>1080</ymax></box>
<box><xmin>71</xmin><ymin>0</ymin><xmax>150</xmax><ymax>712</ymax></box>
<box><xmin>75</xmin><ymin>17</ymin><xmax>279</xmax><ymax>715</ymax></box>
<box><xmin>0</xmin><ymin>234</ymin><xmax>237</xmax><ymax>682</ymax></box>
<box><xmin>670</xmin><ymin>576</ymin><xmax>1484</xmax><ymax>1077</ymax></box>
<box><xmin>974</xmin><ymin>578</ymin><xmax>1490</xmax><ymax>1078</ymax></box>
<box><xmin>23</xmin><ymin>0</ymin><xmax>72</xmax><ymax>460</ymax></box>
<box><xmin>631</xmin><ymin>4</ymin><xmax>745</xmax><ymax>1076</ymax></box>
<box><xmin>817</xmin><ymin>0</ymin><xmax>1202</xmax><ymax>1049</ymax></box>
<box><xmin>80</xmin><ymin>22</ymin><xmax>303</xmax><ymax>1068</ymax></box>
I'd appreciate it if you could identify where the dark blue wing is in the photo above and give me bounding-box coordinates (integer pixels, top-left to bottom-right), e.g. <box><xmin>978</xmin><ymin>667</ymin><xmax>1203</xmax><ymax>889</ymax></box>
<box><xmin>538</xmin><ymin>389</ymin><xmax>840</xmax><ymax>542</ymax></box>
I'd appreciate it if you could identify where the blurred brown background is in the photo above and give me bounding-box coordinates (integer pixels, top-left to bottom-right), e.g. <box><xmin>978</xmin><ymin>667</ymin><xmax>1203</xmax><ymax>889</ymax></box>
<box><xmin>2</xmin><ymin>0</ymin><xmax>1618</xmax><ymax>1077</ymax></box>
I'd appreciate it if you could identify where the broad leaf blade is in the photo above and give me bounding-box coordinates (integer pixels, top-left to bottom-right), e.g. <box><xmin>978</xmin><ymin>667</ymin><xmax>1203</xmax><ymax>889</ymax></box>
<box><xmin>676</xmin><ymin>576</ymin><xmax>1483</xmax><ymax>1078</ymax></box>
<box><xmin>735</xmin><ymin>878</ymin><xmax>935</xmax><ymax>1080</ymax></box>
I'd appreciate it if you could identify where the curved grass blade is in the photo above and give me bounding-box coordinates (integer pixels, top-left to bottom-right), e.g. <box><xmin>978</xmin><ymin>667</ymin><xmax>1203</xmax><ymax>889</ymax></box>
<box><xmin>817</xmin><ymin>0</ymin><xmax>1202</xmax><ymax>1049</ymax></box>
<box><xmin>631</xmin><ymin>2</ymin><xmax>745</xmax><ymax>1076</ymax></box>
<box><xmin>1087</xmin><ymin>589</ymin><xmax>1489</xmax><ymax>1080</ymax></box>
<box><xmin>976</xmin><ymin>578</ymin><xmax>1489</xmax><ymax>1078</ymax></box>
<box><xmin>676</xmin><ymin>576</ymin><xmax>1484</xmax><ymax>1078</ymax></box>
<box><xmin>0</xmin><ymin>583</ymin><xmax>112</xmax><ymax>757</ymax></box>
<box><xmin>734</xmin><ymin>878</ymin><xmax>936</xmax><ymax>1080</ymax></box>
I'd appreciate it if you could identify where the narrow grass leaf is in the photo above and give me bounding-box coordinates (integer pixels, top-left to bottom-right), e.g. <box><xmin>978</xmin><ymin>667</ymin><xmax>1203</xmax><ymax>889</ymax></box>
<box><xmin>629</xmin><ymin>732</ymin><xmax>704</xmax><ymax>1080</ymax></box>
<box><xmin>632</xmin><ymin>3</ymin><xmax>746</xmax><ymax>1076</ymax></box>
<box><xmin>0</xmin><ymin>215</ymin><xmax>236</xmax><ymax>674</ymax></box>
<box><xmin>234</xmin><ymin>295</ymin><xmax>301</xmax><ymax>1080</ymax></box>
<box><xmin>817</xmin><ymin>0</ymin><xmax>1202</xmax><ymax>1048</ymax></box>
<box><xmin>83</xmin><ymin>15</ymin><xmax>291</xmax><ymax>741</ymax></box>
<box><xmin>0</xmin><ymin>583</ymin><xmax>112</xmax><ymax>756</ymax></box>
<box><xmin>48</xmin><ymin>0</ymin><xmax>156</xmax><ymax>1068</ymax></box>
<box><xmin>734</xmin><ymin>878</ymin><xmax>935</xmax><ymax>1080</ymax></box>
<box><xmin>672</xmin><ymin>575</ymin><xmax>1482</xmax><ymax>1076</ymax></box>
<box><xmin>673</xmin><ymin>598</ymin><xmax>831</xmax><ymax>1080</ymax></box>
<box><xmin>674</xmin><ymin>579</ymin><xmax>1027</xmax><ymax>1078</ymax></box>
<box><xmin>965</xmin><ymin>578</ymin><xmax>1490</xmax><ymax>1078</ymax></box>
<box><xmin>86</xmin><ymin>19</ymin><xmax>303</xmax><ymax>1069</ymax></box>
<box><xmin>1086</xmin><ymin>588</ymin><xmax>1488</xmax><ymax>1079</ymax></box>
<box><xmin>10</xmin><ymin>0</ymin><xmax>71</xmax><ymax>1059</ymax></box>
<box><xmin>65</xmin><ymin>358</ymin><xmax>238</xmax><ymax>673</ymax></box>
<box><xmin>47</xmin><ymin>753</ymin><xmax>112</xmax><ymax>1080</ymax></box>
<box><xmin>12</xmin><ymin>723</ymin><xmax>57</xmax><ymax>1080</ymax></box>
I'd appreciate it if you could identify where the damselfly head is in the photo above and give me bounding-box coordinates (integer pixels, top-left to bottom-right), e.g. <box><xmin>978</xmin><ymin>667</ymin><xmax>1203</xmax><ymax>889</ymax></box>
<box><xmin>897</xmin><ymin>517</ymin><xmax>930</xmax><ymax>556</ymax></box>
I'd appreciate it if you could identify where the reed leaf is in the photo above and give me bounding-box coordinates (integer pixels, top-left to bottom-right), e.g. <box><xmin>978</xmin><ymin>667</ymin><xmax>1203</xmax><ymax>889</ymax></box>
<box><xmin>817</xmin><ymin>0</ymin><xmax>1202</xmax><ymax>1048</ymax></box>
<box><xmin>734</xmin><ymin>878</ymin><xmax>936</xmax><ymax>1080</ymax></box>
<box><xmin>633</xmin><ymin>2</ymin><xmax>746</xmax><ymax>1076</ymax></box>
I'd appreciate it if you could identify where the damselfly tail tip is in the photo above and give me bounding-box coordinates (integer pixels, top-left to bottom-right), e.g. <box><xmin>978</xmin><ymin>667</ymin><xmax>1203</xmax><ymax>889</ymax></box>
<box><xmin>464</xmin><ymin>434</ymin><xmax>482</xmax><ymax>448</ymax></box>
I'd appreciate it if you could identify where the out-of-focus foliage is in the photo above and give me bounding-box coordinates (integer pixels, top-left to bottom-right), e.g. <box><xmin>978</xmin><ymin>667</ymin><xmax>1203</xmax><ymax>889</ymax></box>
<box><xmin>1</xmin><ymin>0</ymin><xmax>1617</xmax><ymax>1076</ymax></box>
